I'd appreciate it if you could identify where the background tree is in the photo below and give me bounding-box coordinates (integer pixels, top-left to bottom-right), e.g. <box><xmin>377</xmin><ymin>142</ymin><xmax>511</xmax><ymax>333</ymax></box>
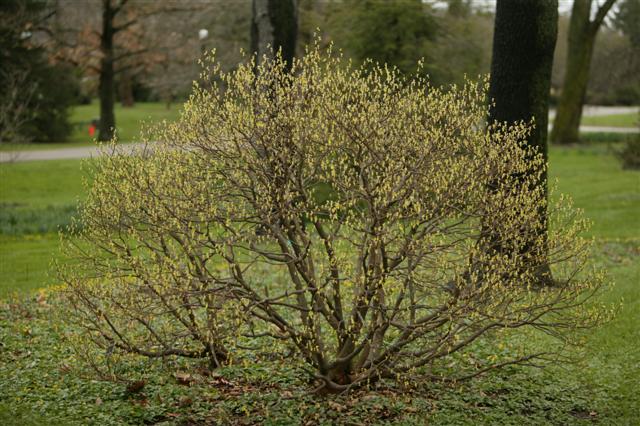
<box><xmin>327</xmin><ymin>0</ymin><xmax>435</xmax><ymax>76</ymax></box>
<box><xmin>552</xmin><ymin>9</ymin><xmax>640</xmax><ymax>106</ymax></box>
<box><xmin>51</xmin><ymin>0</ymin><xmax>206</xmax><ymax>141</ymax></box>
<box><xmin>250</xmin><ymin>0</ymin><xmax>297</xmax><ymax>69</ymax></box>
<box><xmin>0</xmin><ymin>69</ymin><xmax>36</xmax><ymax>146</ymax></box>
<box><xmin>297</xmin><ymin>0</ymin><xmax>329</xmax><ymax>52</ymax></box>
<box><xmin>551</xmin><ymin>0</ymin><xmax>617</xmax><ymax>145</ymax></box>
<box><xmin>603</xmin><ymin>0</ymin><xmax>640</xmax><ymax>104</ymax></box>
<box><xmin>586</xmin><ymin>21</ymin><xmax>640</xmax><ymax>105</ymax></box>
<box><xmin>0</xmin><ymin>0</ymin><xmax>78</xmax><ymax>144</ymax></box>
<box><xmin>122</xmin><ymin>1</ymin><xmax>251</xmax><ymax>109</ymax></box>
<box><xmin>487</xmin><ymin>0</ymin><xmax>558</xmax><ymax>283</ymax></box>
<box><xmin>446</xmin><ymin>0</ymin><xmax>472</xmax><ymax>18</ymax></box>
<box><xmin>614</xmin><ymin>0</ymin><xmax>640</xmax><ymax>47</ymax></box>
<box><xmin>96</xmin><ymin>0</ymin><xmax>117</xmax><ymax>141</ymax></box>
<box><xmin>425</xmin><ymin>5</ymin><xmax>493</xmax><ymax>86</ymax></box>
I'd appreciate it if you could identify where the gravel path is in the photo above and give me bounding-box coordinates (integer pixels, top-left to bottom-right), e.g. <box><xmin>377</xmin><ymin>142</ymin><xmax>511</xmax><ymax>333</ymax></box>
<box><xmin>549</xmin><ymin>105</ymin><xmax>639</xmax><ymax>118</ymax></box>
<box><xmin>571</xmin><ymin>125</ymin><xmax>639</xmax><ymax>133</ymax></box>
<box><xmin>0</xmin><ymin>143</ymin><xmax>144</xmax><ymax>163</ymax></box>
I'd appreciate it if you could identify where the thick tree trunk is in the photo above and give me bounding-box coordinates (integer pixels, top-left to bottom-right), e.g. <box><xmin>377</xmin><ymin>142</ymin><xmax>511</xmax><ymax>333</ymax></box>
<box><xmin>487</xmin><ymin>0</ymin><xmax>558</xmax><ymax>284</ymax></box>
<box><xmin>489</xmin><ymin>0</ymin><xmax>557</xmax><ymax>164</ymax></box>
<box><xmin>551</xmin><ymin>1</ymin><xmax>593</xmax><ymax>145</ymax></box>
<box><xmin>551</xmin><ymin>0</ymin><xmax>617</xmax><ymax>145</ymax></box>
<box><xmin>550</xmin><ymin>43</ymin><xmax>594</xmax><ymax>144</ymax></box>
<box><xmin>98</xmin><ymin>0</ymin><xmax>116</xmax><ymax>142</ymax></box>
<box><xmin>250</xmin><ymin>0</ymin><xmax>297</xmax><ymax>70</ymax></box>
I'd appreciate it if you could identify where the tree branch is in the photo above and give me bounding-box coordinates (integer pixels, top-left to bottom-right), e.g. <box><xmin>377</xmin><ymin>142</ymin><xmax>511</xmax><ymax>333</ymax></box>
<box><xmin>591</xmin><ymin>0</ymin><xmax>617</xmax><ymax>33</ymax></box>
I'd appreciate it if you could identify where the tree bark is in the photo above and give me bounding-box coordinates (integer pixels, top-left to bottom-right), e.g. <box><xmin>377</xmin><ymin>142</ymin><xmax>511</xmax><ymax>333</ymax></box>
<box><xmin>487</xmin><ymin>0</ymin><xmax>558</xmax><ymax>284</ymax></box>
<box><xmin>250</xmin><ymin>0</ymin><xmax>298</xmax><ymax>70</ymax></box>
<box><xmin>551</xmin><ymin>0</ymin><xmax>617</xmax><ymax>145</ymax></box>
<box><xmin>490</xmin><ymin>0</ymin><xmax>557</xmax><ymax>163</ymax></box>
<box><xmin>98</xmin><ymin>0</ymin><xmax>116</xmax><ymax>142</ymax></box>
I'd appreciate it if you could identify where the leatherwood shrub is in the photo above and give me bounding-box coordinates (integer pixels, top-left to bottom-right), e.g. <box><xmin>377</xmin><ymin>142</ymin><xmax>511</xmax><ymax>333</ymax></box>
<box><xmin>60</xmin><ymin>43</ymin><xmax>608</xmax><ymax>393</ymax></box>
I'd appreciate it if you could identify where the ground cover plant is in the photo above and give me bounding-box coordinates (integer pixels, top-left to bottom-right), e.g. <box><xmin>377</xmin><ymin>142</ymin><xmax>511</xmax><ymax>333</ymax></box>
<box><xmin>56</xmin><ymin>43</ymin><xmax>612</xmax><ymax>398</ymax></box>
<box><xmin>0</xmin><ymin>145</ymin><xmax>637</xmax><ymax>424</ymax></box>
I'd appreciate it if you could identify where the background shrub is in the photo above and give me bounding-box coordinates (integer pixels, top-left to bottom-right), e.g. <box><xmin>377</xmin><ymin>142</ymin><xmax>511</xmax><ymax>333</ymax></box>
<box><xmin>618</xmin><ymin>133</ymin><xmax>640</xmax><ymax>169</ymax></box>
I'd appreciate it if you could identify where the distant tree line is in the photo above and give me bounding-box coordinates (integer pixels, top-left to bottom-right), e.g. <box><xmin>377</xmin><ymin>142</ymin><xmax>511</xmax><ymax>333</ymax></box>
<box><xmin>0</xmin><ymin>0</ymin><xmax>79</xmax><ymax>143</ymax></box>
<box><xmin>0</xmin><ymin>0</ymin><xmax>637</xmax><ymax>144</ymax></box>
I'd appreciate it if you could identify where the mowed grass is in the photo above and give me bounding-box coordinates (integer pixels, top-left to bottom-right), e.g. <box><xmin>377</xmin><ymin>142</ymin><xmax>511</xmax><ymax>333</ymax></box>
<box><xmin>66</xmin><ymin>101</ymin><xmax>181</xmax><ymax>144</ymax></box>
<box><xmin>581</xmin><ymin>112</ymin><xmax>639</xmax><ymax>128</ymax></box>
<box><xmin>0</xmin><ymin>159</ymin><xmax>88</xmax><ymax>296</ymax></box>
<box><xmin>0</xmin><ymin>159</ymin><xmax>87</xmax><ymax>207</ymax></box>
<box><xmin>549</xmin><ymin>146</ymin><xmax>640</xmax><ymax>421</ymax></box>
<box><xmin>550</xmin><ymin>146</ymin><xmax>640</xmax><ymax>238</ymax></box>
<box><xmin>0</xmin><ymin>101</ymin><xmax>181</xmax><ymax>151</ymax></box>
<box><xmin>0</xmin><ymin>147</ymin><xmax>638</xmax><ymax>423</ymax></box>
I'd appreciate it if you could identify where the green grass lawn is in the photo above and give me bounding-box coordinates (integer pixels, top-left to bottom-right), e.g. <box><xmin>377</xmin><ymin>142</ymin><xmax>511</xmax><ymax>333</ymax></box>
<box><xmin>581</xmin><ymin>112</ymin><xmax>639</xmax><ymax>128</ymax></box>
<box><xmin>0</xmin><ymin>159</ymin><xmax>88</xmax><ymax>296</ymax></box>
<box><xmin>550</xmin><ymin>146</ymin><xmax>640</xmax><ymax>238</ymax></box>
<box><xmin>0</xmin><ymin>101</ymin><xmax>181</xmax><ymax>151</ymax></box>
<box><xmin>0</xmin><ymin>159</ymin><xmax>87</xmax><ymax>207</ymax></box>
<box><xmin>0</xmin><ymin>148</ymin><xmax>638</xmax><ymax>424</ymax></box>
<box><xmin>66</xmin><ymin>101</ymin><xmax>181</xmax><ymax>144</ymax></box>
